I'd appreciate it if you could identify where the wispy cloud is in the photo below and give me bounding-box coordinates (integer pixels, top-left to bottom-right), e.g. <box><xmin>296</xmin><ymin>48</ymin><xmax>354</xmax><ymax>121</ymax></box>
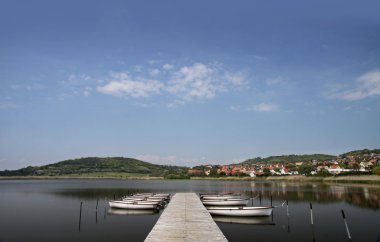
<box><xmin>149</xmin><ymin>69</ymin><xmax>160</xmax><ymax>77</ymax></box>
<box><xmin>248</xmin><ymin>102</ymin><xmax>278</xmax><ymax>112</ymax></box>
<box><xmin>11</xmin><ymin>83</ymin><xmax>46</xmax><ymax>91</ymax></box>
<box><xmin>162</xmin><ymin>64</ymin><xmax>174</xmax><ymax>70</ymax></box>
<box><xmin>265</xmin><ymin>76</ymin><xmax>284</xmax><ymax>86</ymax></box>
<box><xmin>167</xmin><ymin>63</ymin><xmax>221</xmax><ymax>101</ymax></box>
<box><xmin>59</xmin><ymin>74</ymin><xmax>94</xmax><ymax>98</ymax></box>
<box><xmin>229</xmin><ymin>105</ymin><xmax>241</xmax><ymax>112</ymax></box>
<box><xmin>327</xmin><ymin>70</ymin><xmax>380</xmax><ymax>101</ymax></box>
<box><xmin>97</xmin><ymin>62</ymin><xmax>248</xmax><ymax>104</ymax></box>
<box><xmin>167</xmin><ymin>63</ymin><xmax>247</xmax><ymax>101</ymax></box>
<box><xmin>97</xmin><ymin>72</ymin><xmax>163</xmax><ymax>98</ymax></box>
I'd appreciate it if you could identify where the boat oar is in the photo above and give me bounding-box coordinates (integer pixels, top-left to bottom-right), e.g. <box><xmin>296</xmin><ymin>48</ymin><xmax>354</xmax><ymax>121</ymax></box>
<box><xmin>341</xmin><ymin>209</ymin><xmax>352</xmax><ymax>240</ymax></box>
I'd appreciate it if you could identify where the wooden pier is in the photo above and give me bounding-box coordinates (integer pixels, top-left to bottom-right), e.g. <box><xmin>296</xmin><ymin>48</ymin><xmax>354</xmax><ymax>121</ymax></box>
<box><xmin>145</xmin><ymin>192</ymin><xmax>228</xmax><ymax>242</ymax></box>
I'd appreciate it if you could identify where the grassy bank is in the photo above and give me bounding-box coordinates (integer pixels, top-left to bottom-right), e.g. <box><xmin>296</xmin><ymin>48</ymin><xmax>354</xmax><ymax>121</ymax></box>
<box><xmin>191</xmin><ymin>175</ymin><xmax>380</xmax><ymax>184</ymax></box>
<box><xmin>1</xmin><ymin>174</ymin><xmax>380</xmax><ymax>185</ymax></box>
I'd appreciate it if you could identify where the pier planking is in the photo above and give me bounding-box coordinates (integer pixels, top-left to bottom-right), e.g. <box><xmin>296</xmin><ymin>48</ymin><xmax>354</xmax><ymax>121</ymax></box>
<box><xmin>145</xmin><ymin>192</ymin><xmax>228</xmax><ymax>242</ymax></box>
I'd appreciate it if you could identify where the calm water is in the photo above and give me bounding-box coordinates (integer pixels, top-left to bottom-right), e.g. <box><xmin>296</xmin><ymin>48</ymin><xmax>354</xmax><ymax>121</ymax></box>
<box><xmin>0</xmin><ymin>179</ymin><xmax>379</xmax><ymax>242</ymax></box>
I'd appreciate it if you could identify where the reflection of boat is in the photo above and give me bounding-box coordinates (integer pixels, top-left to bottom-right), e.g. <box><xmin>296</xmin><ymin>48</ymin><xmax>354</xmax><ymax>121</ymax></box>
<box><xmin>207</xmin><ymin>206</ymin><xmax>272</xmax><ymax>216</ymax></box>
<box><xmin>108</xmin><ymin>208</ymin><xmax>158</xmax><ymax>215</ymax></box>
<box><xmin>202</xmin><ymin>199</ymin><xmax>249</xmax><ymax>206</ymax></box>
<box><xmin>109</xmin><ymin>200</ymin><xmax>158</xmax><ymax>209</ymax></box>
<box><xmin>213</xmin><ymin>216</ymin><xmax>275</xmax><ymax>225</ymax></box>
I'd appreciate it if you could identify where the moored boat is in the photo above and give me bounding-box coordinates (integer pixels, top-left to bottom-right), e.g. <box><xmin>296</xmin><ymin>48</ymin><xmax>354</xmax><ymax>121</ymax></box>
<box><xmin>207</xmin><ymin>206</ymin><xmax>273</xmax><ymax>217</ymax></box>
<box><xmin>202</xmin><ymin>198</ymin><xmax>249</xmax><ymax>206</ymax></box>
<box><xmin>109</xmin><ymin>200</ymin><xmax>158</xmax><ymax>210</ymax></box>
<box><xmin>201</xmin><ymin>195</ymin><xmax>241</xmax><ymax>200</ymax></box>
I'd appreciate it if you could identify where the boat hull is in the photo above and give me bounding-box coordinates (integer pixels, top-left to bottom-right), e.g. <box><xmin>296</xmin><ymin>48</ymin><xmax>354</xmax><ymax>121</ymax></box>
<box><xmin>202</xmin><ymin>199</ymin><xmax>249</xmax><ymax>206</ymax></box>
<box><xmin>201</xmin><ymin>195</ymin><xmax>241</xmax><ymax>200</ymax></box>
<box><xmin>109</xmin><ymin>201</ymin><xmax>158</xmax><ymax>210</ymax></box>
<box><xmin>207</xmin><ymin>207</ymin><xmax>272</xmax><ymax>217</ymax></box>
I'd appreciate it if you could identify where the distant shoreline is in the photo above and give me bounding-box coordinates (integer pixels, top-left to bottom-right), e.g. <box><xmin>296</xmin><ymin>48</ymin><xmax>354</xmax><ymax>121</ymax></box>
<box><xmin>0</xmin><ymin>175</ymin><xmax>380</xmax><ymax>185</ymax></box>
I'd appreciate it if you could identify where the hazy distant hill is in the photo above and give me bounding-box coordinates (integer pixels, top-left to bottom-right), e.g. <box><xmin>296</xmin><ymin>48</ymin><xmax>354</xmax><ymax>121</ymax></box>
<box><xmin>241</xmin><ymin>154</ymin><xmax>338</xmax><ymax>165</ymax></box>
<box><xmin>241</xmin><ymin>148</ymin><xmax>380</xmax><ymax>165</ymax></box>
<box><xmin>340</xmin><ymin>149</ymin><xmax>380</xmax><ymax>158</ymax></box>
<box><xmin>0</xmin><ymin>157</ymin><xmax>188</xmax><ymax>177</ymax></box>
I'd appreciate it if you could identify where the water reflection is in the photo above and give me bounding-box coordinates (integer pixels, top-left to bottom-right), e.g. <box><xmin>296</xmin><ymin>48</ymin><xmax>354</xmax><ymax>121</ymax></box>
<box><xmin>1</xmin><ymin>180</ymin><xmax>379</xmax><ymax>242</ymax></box>
<box><xmin>49</xmin><ymin>180</ymin><xmax>380</xmax><ymax>209</ymax></box>
<box><xmin>213</xmin><ymin>216</ymin><xmax>275</xmax><ymax>225</ymax></box>
<box><xmin>240</xmin><ymin>182</ymin><xmax>380</xmax><ymax>209</ymax></box>
<box><xmin>108</xmin><ymin>208</ymin><xmax>158</xmax><ymax>216</ymax></box>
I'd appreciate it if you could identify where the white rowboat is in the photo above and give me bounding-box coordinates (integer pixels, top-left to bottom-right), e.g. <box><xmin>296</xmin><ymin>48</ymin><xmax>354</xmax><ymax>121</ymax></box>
<box><xmin>109</xmin><ymin>200</ymin><xmax>158</xmax><ymax>210</ymax></box>
<box><xmin>201</xmin><ymin>195</ymin><xmax>241</xmax><ymax>200</ymax></box>
<box><xmin>202</xmin><ymin>199</ymin><xmax>249</xmax><ymax>206</ymax></box>
<box><xmin>207</xmin><ymin>206</ymin><xmax>273</xmax><ymax>217</ymax></box>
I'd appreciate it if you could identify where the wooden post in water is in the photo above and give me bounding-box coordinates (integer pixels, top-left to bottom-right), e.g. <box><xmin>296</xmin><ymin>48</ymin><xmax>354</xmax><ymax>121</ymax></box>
<box><xmin>251</xmin><ymin>190</ymin><xmax>253</xmax><ymax>206</ymax></box>
<box><xmin>259</xmin><ymin>193</ymin><xmax>262</xmax><ymax>206</ymax></box>
<box><xmin>113</xmin><ymin>194</ymin><xmax>116</xmax><ymax>200</ymax></box>
<box><xmin>286</xmin><ymin>199</ymin><xmax>290</xmax><ymax>232</ymax></box>
<box><xmin>96</xmin><ymin>199</ymin><xmax>99</xmax><ymax>211</ymax></box>
<box><xmin>78</xmin><ymin>201</ymin><xmax>83</xmax><ymax>232</ymax></box>
<box><xmin>270</xmin><ymin>195</ymin><xmax>273</xmax><ymax>207</ymax></box>
<box><xmin>310</xmin><ymin>203</ymin><xmax>315</xmax><ymax>242</ymax></box>
<box><xmin>341</xmin><ymin>209</ymin><xmax>352</xmax><ymax>240</ymax></box>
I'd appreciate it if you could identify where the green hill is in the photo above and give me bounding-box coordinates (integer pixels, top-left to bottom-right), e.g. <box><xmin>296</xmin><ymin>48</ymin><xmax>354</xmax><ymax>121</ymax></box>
<box><xmin>0</xmin><ymin>157</ymin><xmax>188</xmax><ymax>178</ymax></box>
<box><xmin>241</xmin><ymin>154</ymin><xmax>338</xmax><ymax>165</ymax></box>
<box><xmin>340</xmin><ymin>149</ymin><xmax>380</xmax><ymax>158</ymax></box>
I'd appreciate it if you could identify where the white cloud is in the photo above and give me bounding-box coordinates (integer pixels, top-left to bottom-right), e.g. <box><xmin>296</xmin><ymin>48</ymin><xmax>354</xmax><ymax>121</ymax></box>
<box><xmin>229</xmin><ymin>105</ymin><xmax>241</xmax><ymax>111</ymax></box>
<box><xmin>327</xmin><ymin>70</ymin><xmax>380</xmax><ymax>101</ymax></box>
<box><xmin>167</xmin><ymin>63</ymin><xmax>220</xmax><ymax>101</ymax></box>
<box><xmin>98</xmin><ymin>62</ymin><xmax>248</xmax><ymax>104</ymax></box>
<box><xmin>266</xmin><ymin>76</ymin><xmax>284</xmax><ymax>86</ymax></box>
<box><xmin>136</xmin><ymin>154</ymin><xmax>177</xmax><ymax>165</ymax></box>
<box><xmin>147</xmin><ymin>59</ymin><xmax>160</xmax><ymax>65</ymax></box>
<box><xmin>149</xmin><ymin>69</ymin><xmax>160</xmax><ymax>77</ymax></box>
<box><xmin>97</xmin><ymin>72</ymin><xmax>163</xmax><ymax>98</ymax></box>
<box><xmin>83</xmin><ymin>86</ymin><xmax>92</xmax><ymax>97</ymax></box>
<box><xmin>224</xmin><ymin>72</ymin><xmax>247</xmax><ymax>87</ymax></box>
<box><xmin>167</xmin><ymin>99</ymin><xmax>185</xmax><ymax>108</ymax></box>
<box><xmin>249</xmin><ymin>102</ymin><xmax>278</xmax><ymax>112</ymax></box>
<box><xmin>162</xmin><ymin>64</ymin><xmax>174</xmax><ymax>70</ymax></box>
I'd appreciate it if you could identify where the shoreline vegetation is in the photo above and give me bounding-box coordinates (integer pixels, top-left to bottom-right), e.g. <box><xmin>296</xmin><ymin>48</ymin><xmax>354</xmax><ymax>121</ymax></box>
<box><xmin>1</xmin><ymin>175</ymin><xmax>380</xmax><ymax>185</ymax></box>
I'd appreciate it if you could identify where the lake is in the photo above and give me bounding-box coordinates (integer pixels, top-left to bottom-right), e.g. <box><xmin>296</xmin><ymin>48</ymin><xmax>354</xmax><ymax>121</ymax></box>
<box><xmin>0</xmin><ymin>179</ymin><xmax>379</xmax><ymax>242</ymax></box>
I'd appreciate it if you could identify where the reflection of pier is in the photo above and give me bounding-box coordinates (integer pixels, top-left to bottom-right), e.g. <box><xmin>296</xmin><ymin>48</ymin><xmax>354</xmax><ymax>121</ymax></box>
<box><xmin>145</xmin><ymin>193</ymin><xmax>228</xmax><ymax>242</ymax></box>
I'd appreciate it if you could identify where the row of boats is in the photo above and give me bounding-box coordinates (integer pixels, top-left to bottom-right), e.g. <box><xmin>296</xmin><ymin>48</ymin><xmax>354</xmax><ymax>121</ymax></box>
<box><xmin>108</xmin><ymin>193</ymin><xmax>170</xmax><ymax>210</ymax></box>
<box><xmin>200</xmin><ymin>193</ymin><xmax>274</xmax><ymax>217</ymax></box>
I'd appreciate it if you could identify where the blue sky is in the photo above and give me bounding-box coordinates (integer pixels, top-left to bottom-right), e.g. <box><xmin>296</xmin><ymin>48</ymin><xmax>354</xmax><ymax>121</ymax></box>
<box><xmin>1</xmin><ymin>0</ymin><xmax>380</xmax><ymax>169</ymax></box>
